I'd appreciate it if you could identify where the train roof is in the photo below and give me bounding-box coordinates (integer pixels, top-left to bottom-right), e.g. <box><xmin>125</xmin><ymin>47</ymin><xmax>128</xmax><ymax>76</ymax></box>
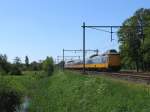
<box><xmin>106</xmin><ymin>49</ymin><xmax>118</xmax><ymax>53</ymax></box>
<box><xmin>66</xmin><ymin>59</ymin><xmax>82</xmax><ymax>64</ymax></box>
<box><xmin>66</xmin><ymin>49</ymin><xmax>119</xmax><ymax>63</ymax></box>
<box><xmin>102</xmin><ymin>49</ymin><xmax>119</xmax><ymax>55</ymax></box>
<box><xmin>66</xmin><ymin>60</ymin><xmax>74</xmax><ymax>63</ymax></box>
<box><xmin>89</xmin><ymin>49</ymin><xmax>119</xmax><ymax>58</ymax></box>
<box><xmin>89</xmin><ymin>54</ymin><xmax>98</xmax><ymax>58</ymax></box>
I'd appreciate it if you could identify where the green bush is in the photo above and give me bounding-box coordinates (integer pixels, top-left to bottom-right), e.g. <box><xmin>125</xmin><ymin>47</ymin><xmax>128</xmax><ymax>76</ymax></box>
<box><xmin>0</xmin><ymin>79</ymin><xmax>22</xmax><ymax>112</ymax></box>
<box><xmin>42</xmin><ymin>57</ymin><xmax>54</xmax><ymax>76</ymax></box>
<box><xmin>47</xmin><ymin>64</ymin><xmax>54</xmax><ymax>76</ymax></box>
<box><xmin>0</xmin><ymin>69</ymin><xmax>7</xmax><ymax>76</ymax></box>
<box><xmin>0</xmin><ymin>89</ymin><xmax>21</xmax><ymax>112</ymax></box>
<box><xmin>9</xmin><ymin>65</ymin><xmax>22</xmax><ymax>75</ymax></box>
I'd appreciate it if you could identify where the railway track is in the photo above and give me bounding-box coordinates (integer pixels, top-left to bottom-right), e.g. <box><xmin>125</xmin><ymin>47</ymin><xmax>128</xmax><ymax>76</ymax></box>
<box><xmin>78</xmin><ymin>70</ymin><xmax>150</xmax><ymax>84</ymax></box>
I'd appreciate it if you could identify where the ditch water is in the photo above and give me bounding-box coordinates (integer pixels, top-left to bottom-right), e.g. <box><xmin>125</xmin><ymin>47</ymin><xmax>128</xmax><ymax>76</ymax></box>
<box><xmin>16</xmin><ymin>96</ymin><xmax>30</xmax><ymax>112</ymax></box>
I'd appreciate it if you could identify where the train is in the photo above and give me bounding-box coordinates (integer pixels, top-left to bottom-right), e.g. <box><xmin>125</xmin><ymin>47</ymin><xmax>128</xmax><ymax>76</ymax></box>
<box><xmin>65</xmin><ymin>49</ymin><xmax>121</xmax><ymax>71</ymax></box>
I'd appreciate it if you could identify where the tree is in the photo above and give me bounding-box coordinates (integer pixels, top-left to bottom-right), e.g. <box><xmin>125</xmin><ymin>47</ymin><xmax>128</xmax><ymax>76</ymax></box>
<box><xmin>30</xmin><ymin>61</ymin><xmax>39</xmax><ymax>71</ymax></box>
<box><xmin>0</xmin><ymin>54</ymin><xmax>11</xmax><ymax>74</ymax></box>
<box><xmin>9</xmin><ymin>65</ymin><xmax>22</xmax><ymax>75</ymax></box>
<box><xmin>13</xmin><ymin>57</ymin><xmax>21</xmax><ymax>65</ymax></box>
<box><xmin>25</xmin><ymin>56</ymin><xmax>29</xmax><ymax>68</ymax></box>
<box><xmin>42</xmin><ymin>57</ymin><xmax>54</xmax><ymax>76</ymax></box>
<box><xmin>118</xmin><ymin>8</ymin><xmax>150</xmax><ymax>71</ymax></box>
<box><xmin>11</xmin><ymin>57</ymin><xmax>22</xmax><ymax>75</ymax></box>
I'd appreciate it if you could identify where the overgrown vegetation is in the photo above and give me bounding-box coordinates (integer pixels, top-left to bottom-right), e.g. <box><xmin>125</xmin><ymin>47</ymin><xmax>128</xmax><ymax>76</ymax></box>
<box><xmin>42</xmin><ymin>56</ymin><xmax>54</xmax><ymax>76</ymax></box>
<box><xmin>118</xmin><ymin>8</ymin><xmax>150</xmax><ymax>71</ymax></box>
<box><xmin>1</xmin><ymin>70</ymin><xmax>150</xmax><ymax>112</ymax></box>
<box><xmin>0</xmin><ymin>55</ymin><xmax>54</xmax><ymax>111</ymax></box>
<box><xmin>24</xmin><ymin>70</ymin><xmax>150</xmax><ymax>111</ymax></box>
<box><xmin>0</xmin><ymin>55</ymin><xmax>54</xmax><ymax>76</ymax></box>
<box><xmin>0</xmin><ymin>7</ymin><xmax>150</xmax><ymax>112</ymax></box>
<box><xmin>0</xmin><ymin>88</ymin><xmax>21</xmax><ymax>112</ymax></box>
<box><xmin>0</xmin><ymin>77</ymin><xmax>22</xmax><ymax>112</ymax></box>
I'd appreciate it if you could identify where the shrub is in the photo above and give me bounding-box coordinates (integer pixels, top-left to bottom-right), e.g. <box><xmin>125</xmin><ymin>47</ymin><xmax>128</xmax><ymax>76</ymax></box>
<box><xmin>9</xmin><ymin>65</ymin><xmax>22</xmax><ymax>75</ymax></box>
<box><xmin>42</xmin><ymin>57</ymin><xmax>54</xmax><ymax>76</ymax></box>
<box><xmin>0</xmin><ymin>89</ymin><xmax>21</xmax><ymax>112</ymax></box>
<box><xmin>0</xmin><ymin>79</ymin><xmax>22</xmax><ymax>112</ymax></box>
<box><xmin>47</xmin><ymin>64</ymin><xmax>54</xmax><ymax>76</ymax></box>
<box><xmin>0</xmin><ymin>69</ymin><xmax>7</xmax><ymax>76</ymax></box>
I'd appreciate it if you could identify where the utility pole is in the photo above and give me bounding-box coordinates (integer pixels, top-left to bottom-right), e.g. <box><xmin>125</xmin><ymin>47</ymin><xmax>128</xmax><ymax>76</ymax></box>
<box><xmin>63</xmin><ymin>49</ymin><xmax>64</xmax><ymax>70</ymax></box>
<box><xmin>81</xmin><ymin>22</ymin><xmax>150</xmax><ymax>73</ymax></box>
<box><xmin>82</xmin><ymin>22</ymin><xmax>85</xmax><ymax>73</ymax></box>
<box><xmin>83</xmin><ymin>22</ymin><xmax>86</xmax><ymax>73</ymax></box>
<box><xmin>62</xmin><ymin>48</ymin><xmax>97</xmax><ymax>73</ymax></box>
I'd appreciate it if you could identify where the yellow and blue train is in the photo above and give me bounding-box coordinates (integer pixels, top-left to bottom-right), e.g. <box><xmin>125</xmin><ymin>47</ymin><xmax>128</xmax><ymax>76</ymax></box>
<box><xmin>65</xmin><ymin>49</ymin><xmax>121</xmax><ymax>71</ymax></box>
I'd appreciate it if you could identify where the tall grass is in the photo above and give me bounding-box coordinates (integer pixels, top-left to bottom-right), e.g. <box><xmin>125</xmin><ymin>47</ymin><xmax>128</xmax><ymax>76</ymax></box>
<box><xmin>29</xmin><ymin>70</ymin><xmax>150</xmax><ymax>112</ymax></box>
<box><xmin>1</xmin><ymin>70</ymin><xmax>150</xmax><ymax>112</ymax></box>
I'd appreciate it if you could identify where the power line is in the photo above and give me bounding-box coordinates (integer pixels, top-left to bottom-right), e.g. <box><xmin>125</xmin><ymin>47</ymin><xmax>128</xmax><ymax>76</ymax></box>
<box><xmin>81</xmin><ymin>22</ymin><xmax>150</xmax><ymax>73</ymax></box>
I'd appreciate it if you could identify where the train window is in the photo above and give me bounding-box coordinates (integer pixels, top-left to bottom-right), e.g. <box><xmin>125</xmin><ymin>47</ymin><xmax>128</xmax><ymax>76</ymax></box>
<box><xmin>87</xmin><ymin>60</ymin><xmax>93</xmax><ymax>64</ymax></box>
<box><xmin>110</xmin><ymin>49</ymin><xmax>117</xmax><ymax>53</ymax></box>
<box><xmin>94</xmin><ymin>56</ymin><xmax>101</xmax><ymax>64</ymax></box>
<box><xmin>96</xmin><ymin>59</ymin><xmax>99</xmax><ymax>64</ymax></box>
<box><xmin>86</xmin><ymin>55</ymin><xmax>108</xmax><ymax>64</ymax></box>
<box><xmin>101</xmin><ymin>57</ymin><xmax>104</xmax><ymax>63</ymax></box>
<box><xmin>101</xmin><ymin>57</ymin><xmax>107</xmax><ymax>63</ymax></box>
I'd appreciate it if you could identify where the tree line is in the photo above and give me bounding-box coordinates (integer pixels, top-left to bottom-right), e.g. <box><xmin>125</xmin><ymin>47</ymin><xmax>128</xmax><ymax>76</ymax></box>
<box><xmin>118</xmin><ymin>8</ymin><xmax>150</xmax><ymax>72</ymax></box>
<box><xmin>0</xmin><ymin>55</ymin><xmax>54</xmax><ymax>76</ymax></box>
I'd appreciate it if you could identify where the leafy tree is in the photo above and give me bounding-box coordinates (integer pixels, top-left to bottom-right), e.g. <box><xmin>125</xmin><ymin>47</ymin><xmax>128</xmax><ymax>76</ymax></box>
<box><xmin>13</xmin><ymin>57</ymin><xmax>21</xmax><ymax>65</ymax></box>
<box><xmin>42</xmin><ymin>57</ymin><xmax>54</xmax><ymax>76</ymax></box>
<box><xmin>29</xmin><ymin>60</ymin><xmax>43</xmax><ymax>71</ymax></box>
<box><xmin>30</xmin><ymin>61</ymin><xmax>40</xmax><ymax>71</ymax></box>
<box><xmin>0</xmin><ymin>54</ymin><xmax>11</xmax><ymax>74</ymax></box>
<box><xmin>25</xmin><ymin>56</ymin><xmax>29</xmax><ymax>68</ymax></box>
<box><xmin>11</xmin><ymin>57</ymin><xmax>22</xmax><ymax>75</ymax></box>
<box><xmin>118</xmin><ymin>8</ymin><xmax>150</xmax><ymax>71</ymax></box>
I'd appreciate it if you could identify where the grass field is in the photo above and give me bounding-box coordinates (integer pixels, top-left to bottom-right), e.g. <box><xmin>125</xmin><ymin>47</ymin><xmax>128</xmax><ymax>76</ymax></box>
<box><xmin>1</xmin><ymin>70</ymin><xmax>150</xmax><ymax>112</ymax></box>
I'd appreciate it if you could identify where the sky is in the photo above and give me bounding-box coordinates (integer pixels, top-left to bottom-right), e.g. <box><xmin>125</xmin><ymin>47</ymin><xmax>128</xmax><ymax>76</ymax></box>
<box><xmin>0</xmin><ymin>0</ymin><xmax>149</xmax><ymax>63</ymax></box>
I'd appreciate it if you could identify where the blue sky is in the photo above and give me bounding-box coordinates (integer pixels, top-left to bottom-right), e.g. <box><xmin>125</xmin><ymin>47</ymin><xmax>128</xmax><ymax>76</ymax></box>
<box><xmin>0</xmin><ymin>0</ymin><xmax>149</xmax><ymax>63</ymax></box>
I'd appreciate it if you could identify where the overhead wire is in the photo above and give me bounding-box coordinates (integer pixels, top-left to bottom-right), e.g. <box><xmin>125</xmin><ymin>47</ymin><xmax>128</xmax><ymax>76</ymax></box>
<box><xmin>88</xmin><ymin>27</ymin><xmax>117</xmax><ymax>33</ymax></box>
